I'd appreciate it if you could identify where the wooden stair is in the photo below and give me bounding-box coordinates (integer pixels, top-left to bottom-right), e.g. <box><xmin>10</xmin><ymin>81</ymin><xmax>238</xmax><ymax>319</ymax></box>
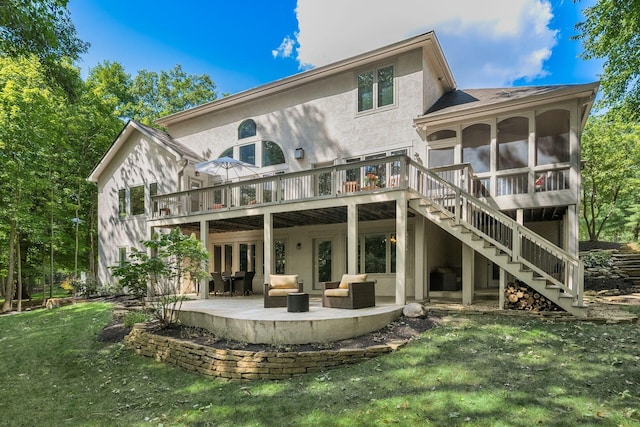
<box><xmin>409</xmin><ymin>170</ymin><xmax>587</xmax><ymax>317</ymax></box>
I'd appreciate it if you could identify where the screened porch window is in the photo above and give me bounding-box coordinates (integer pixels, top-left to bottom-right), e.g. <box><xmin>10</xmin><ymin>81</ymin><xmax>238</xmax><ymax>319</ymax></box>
<box><xmin>536</xmin><ymin>109</ymin><xmax>570</xmax><ymax>165</ymax></box>
<box><xmin>462</xmin><ymin>124</ymin><xmax>491</xmax><ymax>173</ymax></box>
<box><xmin>498</xmin><ymin>117</ymin><xmax>529</xmax><ymax>170</ymax></box>
<box><xmin>428</xmin><ymin>147</ymin><xmax>454</xmax><ymax>168</ymax></box>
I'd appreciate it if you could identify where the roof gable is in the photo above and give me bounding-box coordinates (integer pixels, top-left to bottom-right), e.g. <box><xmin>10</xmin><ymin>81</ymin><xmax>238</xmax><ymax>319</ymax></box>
<box><xmin>156</xmin><ymin>31</ymin><xmax>456</xmax><ymax>127</ymax></box>
<box><xmin>87</xmin><ymin>120</ymin><xmax>205</xmax><ymax>183</ymax></box>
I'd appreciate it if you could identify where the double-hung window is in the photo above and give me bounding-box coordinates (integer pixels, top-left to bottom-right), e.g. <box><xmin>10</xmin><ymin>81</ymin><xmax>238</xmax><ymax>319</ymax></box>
<box><xmin>357</xmin><ymin>65</ymin><xmax>394</xmax><ymax>112</ymax></box>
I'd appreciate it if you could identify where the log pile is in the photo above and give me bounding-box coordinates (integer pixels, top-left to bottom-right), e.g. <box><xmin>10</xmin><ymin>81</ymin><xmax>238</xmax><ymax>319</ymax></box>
<box><xmin>504</xmin><ymin>281</ymin><xmax>561</xmax><ymax>312</ymax></box>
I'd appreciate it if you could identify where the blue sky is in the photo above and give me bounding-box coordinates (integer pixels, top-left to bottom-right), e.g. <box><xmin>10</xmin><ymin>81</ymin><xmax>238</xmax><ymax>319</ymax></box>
<box><xmin>68</xmin><ymin>0</ymin><xmax>601</xmax><ymax>96</ymax></box>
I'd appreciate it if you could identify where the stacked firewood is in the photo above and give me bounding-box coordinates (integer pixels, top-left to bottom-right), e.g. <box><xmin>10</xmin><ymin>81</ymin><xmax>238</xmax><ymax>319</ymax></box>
<box><xmin>504</xmin><ymin>281</ymin><xmax>561</xmax><ymax>312</ymax></box>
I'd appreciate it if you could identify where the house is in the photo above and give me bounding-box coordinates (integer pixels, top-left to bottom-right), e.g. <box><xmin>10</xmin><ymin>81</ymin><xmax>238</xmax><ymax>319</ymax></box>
<box><xmin>88</xmin><ymin>31</ymin><xmax>598</xmax><ymax>315</ymax></box>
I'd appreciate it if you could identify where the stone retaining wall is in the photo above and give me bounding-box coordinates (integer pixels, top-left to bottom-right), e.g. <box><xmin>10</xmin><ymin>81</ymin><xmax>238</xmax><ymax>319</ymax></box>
<box><xmin>125</xmin><ymin>324</ymin><xmax>405</xmax><ymax>380</ymax></box>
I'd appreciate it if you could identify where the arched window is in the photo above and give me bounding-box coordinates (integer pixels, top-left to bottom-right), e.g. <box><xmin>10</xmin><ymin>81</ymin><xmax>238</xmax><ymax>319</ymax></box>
<box><xmin>427</xmin><ymin>129</ymin><xmax>456</xmax><ymax>142</ymax></box>
<box><xmin>462</xmin><ymin>124</ymin><xmax>491</xmax><ymax>173</ymax></box>
<box><xmin>262</xmin><ymin>141</ymin><xmax>285</xmax><ymax>166</ymax></box>
<box><xmin>536</xmin><ymin>109</ymin><xmax>570</xmax><ymax>165</ymax></box>
<box><xmin>238</xmin><ymin>119</ymin><xmax>256</xmax><ymax>139</ymax></box>
<box><xmin>220</xmin><ymin>147</ymin><xmax>233</xmax><ymax>158</ymax></box>
<box><xmin>497</xmin><ymin>117</ymin><xmax>529</xmax><ymax>170</ymax></box>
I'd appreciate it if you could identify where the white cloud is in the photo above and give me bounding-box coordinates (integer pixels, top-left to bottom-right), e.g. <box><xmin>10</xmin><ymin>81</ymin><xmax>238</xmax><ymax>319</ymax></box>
<box><xmin>272</xmin><ymin>35</ymin><xmax>296</xmax><ymax>59</ymax></box>
<box><xmin>277</xmin><ymin>0</ymin><xmax>558</xmax><ymax>87</ymax></box>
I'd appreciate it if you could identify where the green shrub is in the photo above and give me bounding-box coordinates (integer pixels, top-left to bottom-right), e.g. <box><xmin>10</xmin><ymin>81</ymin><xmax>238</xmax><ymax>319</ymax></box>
<box><xmin>582</xmin><ymin>250</ymin><xmax>613</xmax><ymax>268</ymax></box>
<box><xmin>123</xmin><ymin>311</ymin><xmax>152</xmax><ymax>328</ymax></box>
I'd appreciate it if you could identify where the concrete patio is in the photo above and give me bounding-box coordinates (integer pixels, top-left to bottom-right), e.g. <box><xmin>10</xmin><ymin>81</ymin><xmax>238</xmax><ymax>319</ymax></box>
<box><xmin>177</xmin><ymin>296</ymin><xmax>404</xmax><ymax>345</ymax></box>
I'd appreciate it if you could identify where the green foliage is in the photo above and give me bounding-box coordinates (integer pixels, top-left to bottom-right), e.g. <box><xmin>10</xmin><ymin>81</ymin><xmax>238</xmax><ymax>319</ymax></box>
<box><xmin>111</xmin><ymin>228</ymin><xmax>209</xmax><ymax>326</ymax></box>
<box><xmin>575</xmin><ymin>0</ymin><xmax>640</xmax><ymax>118</ymax></box>
<box><xmin>580</xmin><ymin>111</ymin><xmax>640</xmax><ymax>241</ymax></box>
<box><xmin>123</xmin><ymin>310</ymin><xmax>152</xmax><ymax>328</ymax></box>
<box><xmin>581</xmin><ymin>250</ymin><xmax>613</xmax><ymax>268</ymax></box>
<box><xmin>2</xmin><ymin>305</ymin><xmax>640</xmax><ymax>425</ymax></box>
<box><xmin>0</xmin><ymin>0</ymin><xmax>88</xmax><ymax>96</ymax></box>
<box><xmin>86</xmin><ymin>62</ymin><xmax>218</xmax><ymax>125</ymax></box>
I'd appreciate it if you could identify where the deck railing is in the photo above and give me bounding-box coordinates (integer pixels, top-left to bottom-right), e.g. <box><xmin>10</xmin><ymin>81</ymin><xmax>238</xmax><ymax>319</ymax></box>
<box><xmin>152</xmin><ymin>155</ymin><xmax>419</xmax><ymax>217</ymax></box>
<box><xmin>151</xmin><ymin>155</ymin><xmax>582</xmax><ymax>302</ymax></box>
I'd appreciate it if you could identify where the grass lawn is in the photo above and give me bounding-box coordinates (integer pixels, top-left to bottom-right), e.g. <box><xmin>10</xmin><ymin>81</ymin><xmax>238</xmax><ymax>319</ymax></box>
<box><xmin>1</xmin><ymin>303</ymin><xmax>639</xmax><ymax>426</ymax></box>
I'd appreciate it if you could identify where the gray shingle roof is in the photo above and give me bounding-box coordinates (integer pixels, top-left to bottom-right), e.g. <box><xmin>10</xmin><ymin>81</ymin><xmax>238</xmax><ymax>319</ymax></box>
<box><xmin>424</xmin><ymin>83</ymin><xmax>598</xmax><ymax>117</ymax></box>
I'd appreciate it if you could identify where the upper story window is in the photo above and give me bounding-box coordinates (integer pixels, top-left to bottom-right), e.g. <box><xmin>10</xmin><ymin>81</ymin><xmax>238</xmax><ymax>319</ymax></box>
<box><xmin>238</xmin><ymin>119</ymin><xmax>256</xmax><ymax>139</ymax></box>
<box><xmin>536</xmin><ymin>109</ymin><xmax>570</xmax><ymax>165</ymax></box>
<box><xmin>239</xmin><ymin>144</ymin><xmax>256</xmax><ymax>165</ymax></box>
<box><xmin>357</xmin><ymin>65</ymin><xmax>394</xmax><ymax>112</ymax></box>
<box><xmin>221</xmin><ymin>141</ymin><xmax>286</xmax><ymax>167</ymax></box>
<box><xmin>262</xmin><ymin>141</ymin><xmax>285</xmax><ymax>166</ymax></box>
<box><xmin>130</xmin><ymin>185</ymin><xmax>145</xmax><ymax>216</ymax></box>
<box><xmin>462</xmin><ymin>124</ymin><xmax>491</xmax><ymax>173</ymax></box>
<box><xmin>497</xmin><ymin>116</ymin><xmax>529</xmax><ymax>170</ymax></box>
<box><xmin>118</xmin><ymin>189</ymin><xmax>126</xmax><ymax>218</ymax></box>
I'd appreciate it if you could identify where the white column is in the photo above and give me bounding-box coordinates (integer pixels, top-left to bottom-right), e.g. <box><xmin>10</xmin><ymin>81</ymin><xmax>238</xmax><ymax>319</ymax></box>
<box><xmin>147</xmin><ymin>226</ymin><xmax>156</xmax><ymax>298</ymax></box>
<box><xmin>462</xmin><ymin>243</ymin><xmax>475</xmax><ymax>305</ymax></box>
<box><xmin>414</xmin><ymin>215</ymin><xmax>426</xmax><ymax>301</ymax></box>
<box><xmin>200</xmin><ymin>220</ymin><xmax>209</xmax><ymax>299</ymax></box>
<box><xmin>565</xmin><ymin>205</ymin><xmax>578</xmax><ymax>257</ymax></box>
<box><xmin>263</xmin><ymin>212</ymin><xmax>273</xmax><ymax>281</ymax></box>
<box><xmin>499</xmin><ymin>267</ymin><xmax>506</xmax><ymax>310</ymax></box>
<box><xmin>347</xmin><ymin>203</ymin><xmax>358</xmax><ymax>275</ymax></box>
<box><xmin>396</xmin><ymin>193</ymin><xmax>407</xmax><ymax>305</ymax></box>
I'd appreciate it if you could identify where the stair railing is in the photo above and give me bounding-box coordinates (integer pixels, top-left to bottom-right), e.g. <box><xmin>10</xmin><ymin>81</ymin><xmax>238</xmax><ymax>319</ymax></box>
<box><xmin>408</xmin><ymin>159</ymin><xmax>582</xmax><ymax>303</ymax></box>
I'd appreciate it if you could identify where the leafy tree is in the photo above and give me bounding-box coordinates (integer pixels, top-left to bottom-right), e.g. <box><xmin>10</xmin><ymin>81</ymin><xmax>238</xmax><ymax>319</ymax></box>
<box><xmin>111</xmin><ymin>228</ymin><xmax>208</xmax><ymax>326</ymax></box>
<box><xmin>580</xmin><ymin>111</ymin><xmax>640</xmax><ymax>241</ymax></box>
<box><xmin>128</xmin><ymin>64</ymin><xmax>217</xmax><ymax>125</ymax></box>
<box><xmin>0</xmin><ymin>55</ymin><xmax>67</xmax><ymax>311</ymax></box>
<box><xmin>0</xmin><ymin>0</ymin><xmax>88</xmax><ymax>95</ymax></box>
<box><xmin>575</xmin><ymin>0</ymin><xmax>640</xmax><ymax>117</ymax></box>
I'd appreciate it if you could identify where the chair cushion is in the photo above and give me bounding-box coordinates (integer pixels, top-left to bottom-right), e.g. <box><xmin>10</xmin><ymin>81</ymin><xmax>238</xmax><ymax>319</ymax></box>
<box><xmin>339</xmin><ymin>274</ymin><xmax>367</xmax><ymax>289</ymax></box>
<box><xmin>268</xmin><ymin>288</ymin><xmax>300</xmax><ymax>297</ymax></box>
<box><xmin>324</xmin><ymin>288</ymin><xmax>350</xmax><ymax>297</ymax></box>
<box><xmin>269</xmin><ymin>274</ymin><xmax>299</xmax><ymax>289</ymax></box>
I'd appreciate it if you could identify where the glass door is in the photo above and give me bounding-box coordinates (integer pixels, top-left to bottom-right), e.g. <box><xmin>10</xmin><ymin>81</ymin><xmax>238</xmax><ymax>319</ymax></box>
<box><xmin>313</xmin><ymin>239</ymin><xmax>333</xmax><ymax>290</ymax></box>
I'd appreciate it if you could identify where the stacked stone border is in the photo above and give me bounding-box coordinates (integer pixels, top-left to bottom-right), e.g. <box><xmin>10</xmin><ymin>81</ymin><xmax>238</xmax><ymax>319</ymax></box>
<box><xmin>125</xmin><ymin>323</ymin><xmax>406</xmax><ymax>380</ymax></box>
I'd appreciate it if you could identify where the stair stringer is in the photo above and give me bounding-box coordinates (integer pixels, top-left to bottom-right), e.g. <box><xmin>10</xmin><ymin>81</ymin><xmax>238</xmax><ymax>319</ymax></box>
<box><xmin>409</xmin><ymin>199</ymin><xmax>588</xmax><ymax>317</ymax></box>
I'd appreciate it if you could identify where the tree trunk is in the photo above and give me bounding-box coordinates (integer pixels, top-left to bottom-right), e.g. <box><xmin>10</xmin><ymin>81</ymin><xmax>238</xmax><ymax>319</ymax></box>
<box><xmin>2</xmin><ymin>220</ymin><xmax>16</xmax><ymax>313</ymax></box>
<box><xmin>49</xmin><ymin>180</ymin><xmax>54</xmax><ymax>299</ymax></box>
<box><xmin>17</xmin><ymin>234</ymin><xmax>22</xmax><ymax>312</ymax></box>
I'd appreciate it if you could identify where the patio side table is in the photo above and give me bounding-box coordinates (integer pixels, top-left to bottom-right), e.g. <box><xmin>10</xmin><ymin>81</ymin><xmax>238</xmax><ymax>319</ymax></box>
<box><xmin>287</xmin><ymin>292</ymin><xmax>309</xmax><ymax>312</ymax></box>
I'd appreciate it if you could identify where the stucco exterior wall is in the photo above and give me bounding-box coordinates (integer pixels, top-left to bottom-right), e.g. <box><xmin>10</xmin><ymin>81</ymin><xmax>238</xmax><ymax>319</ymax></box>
<box><xmin>96</xmin><ymin>134</ymin><xmax>180</xmax><ymax>285</ymax></box>
<box><xmin>167</xmin><ymin>49</ymin><xmax>429</xmax><ymax>170</ymax></box>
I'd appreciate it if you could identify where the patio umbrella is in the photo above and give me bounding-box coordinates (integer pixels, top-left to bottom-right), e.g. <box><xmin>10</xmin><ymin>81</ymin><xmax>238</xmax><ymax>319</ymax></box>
<box><xmin>195</xmin><ymin>156</ymin><xmax>259</xmax><ymax>181</ymax></box>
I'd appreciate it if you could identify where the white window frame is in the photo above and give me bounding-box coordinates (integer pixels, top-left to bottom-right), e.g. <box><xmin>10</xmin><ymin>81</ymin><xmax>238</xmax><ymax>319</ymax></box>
<box><xmin>356</xmin><ymin>63</ymin><xmax>396</xmax><ymax>114</ymax></box>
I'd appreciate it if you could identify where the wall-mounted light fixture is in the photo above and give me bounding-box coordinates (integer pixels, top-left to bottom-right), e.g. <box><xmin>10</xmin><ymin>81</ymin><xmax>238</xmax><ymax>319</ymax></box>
<box><xmin>294</xmin><ymin>147</ymin><xmax>305</xmax><ymax>160</ymax></box>
<box><xmin>195</xmin><ymin>171</ymin><xmax>200</xmax><ymax>177</ymax></box>
<box><xmin>296</xmin><ymin>242</ymin><xmax>302</xmax><ymax>250</ymax></box>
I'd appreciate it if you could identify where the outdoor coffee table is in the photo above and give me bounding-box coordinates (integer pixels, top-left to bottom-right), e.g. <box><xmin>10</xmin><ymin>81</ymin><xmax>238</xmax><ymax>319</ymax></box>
<box><xmin>287</xmin><ymin>292</ymin><xmax>309</xmax><ymax>312</ymax></box>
